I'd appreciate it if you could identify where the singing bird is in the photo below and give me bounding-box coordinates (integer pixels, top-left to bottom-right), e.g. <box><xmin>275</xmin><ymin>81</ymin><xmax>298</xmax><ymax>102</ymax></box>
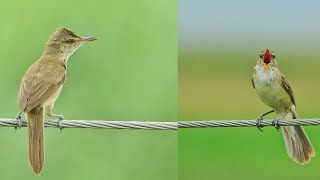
<box><xmin>252</xmin><ymin>49</ymin><xmax>315</xmax><ymax>164</ymax></box>
<box><xmin>17</xmin><ymin>27</ymin><xmax>97</xmax><ymax>174</ymax></box>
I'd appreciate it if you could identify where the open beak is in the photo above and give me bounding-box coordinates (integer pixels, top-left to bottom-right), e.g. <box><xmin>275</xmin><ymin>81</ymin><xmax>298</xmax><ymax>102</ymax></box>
<box><xmin>78</xmin><ymin>36</ymin><xmax>98</xmax><ymax>43</ymax></box>
<box><xmin>262</xmin><ymin>49</ymin><xmax>272</xmax><ymax>67</ymax></box>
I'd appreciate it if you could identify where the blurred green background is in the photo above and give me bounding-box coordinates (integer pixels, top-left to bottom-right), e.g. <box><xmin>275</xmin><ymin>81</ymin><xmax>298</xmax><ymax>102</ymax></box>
<box><xmin>179</xmin><ymin>0</ymin><xmax>320</xmax><ymax>180</ymax></box>
<box><xmin>0</xmin><ymin>0</ymin><xmax>177</xmax><ymax>179</ymax></box>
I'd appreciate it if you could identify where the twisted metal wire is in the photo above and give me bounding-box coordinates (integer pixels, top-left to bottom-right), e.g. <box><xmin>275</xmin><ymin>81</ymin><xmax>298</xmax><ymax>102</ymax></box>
<box><xmin>178</xmin><ymin>119</ymin><xmax>320</xmax><ymax>128</ymax></box>
<box><xmin>0</xmin><ymin>118</ymin><xmax>177</xmax><ymax>130</ymax></box>
<box><xmin>1</xmin><ymin>118</ymin><xmax>320</xmax><ymax>130</ymax></box>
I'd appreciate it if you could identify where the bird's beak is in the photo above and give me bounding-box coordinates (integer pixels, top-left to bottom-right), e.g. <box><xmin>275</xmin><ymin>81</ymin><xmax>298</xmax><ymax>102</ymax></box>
<box><xmin>78</xmin><ymin>37</ymin><xmax>98</xmax><ymax>43</ymax></box>
<box><xmin>262</xmin><ymin>49</ymin><xmax>272</xmax><ymax>68</ymax></box>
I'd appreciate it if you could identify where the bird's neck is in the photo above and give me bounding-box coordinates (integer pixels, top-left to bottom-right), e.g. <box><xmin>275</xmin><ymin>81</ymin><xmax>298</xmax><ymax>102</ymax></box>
<box><xmin>42</xmin><ymin>46</ymin><xmax>71</xmax><ymax>63</ymax></box>
<box><xmin>255</xmin><ymin>66</ymin><xmax>281</xmax><ymax>83</ymax></box>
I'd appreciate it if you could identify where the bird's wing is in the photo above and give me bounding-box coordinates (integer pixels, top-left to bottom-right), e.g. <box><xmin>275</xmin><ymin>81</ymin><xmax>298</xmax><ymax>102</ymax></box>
<box><xmin>19</xmin><ymin>61</ymin><xmax>66</xmax><ymax>112</ymax></box>
<box><xmin>281</xmin><ymin>75</ymin><xmax>296</xmax><ymax>106</ymax></box>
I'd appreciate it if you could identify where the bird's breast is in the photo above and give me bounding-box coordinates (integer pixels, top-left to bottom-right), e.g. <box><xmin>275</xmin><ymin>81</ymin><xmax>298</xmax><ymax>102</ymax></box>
<box><xmin>253</xmin><ymin>69</ymin><xmax>292</xmax><ymax>112</ymax></box>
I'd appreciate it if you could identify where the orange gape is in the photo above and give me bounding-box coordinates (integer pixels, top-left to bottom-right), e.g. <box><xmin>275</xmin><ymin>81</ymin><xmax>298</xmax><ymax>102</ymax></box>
<box><xmin>262</xmin><ymin>49</ymin><xmax>273</xmax><ymax>65</ymax></box>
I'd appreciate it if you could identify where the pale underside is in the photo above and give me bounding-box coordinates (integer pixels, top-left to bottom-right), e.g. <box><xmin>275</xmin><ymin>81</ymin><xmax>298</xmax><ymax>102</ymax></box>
<box><xmin>252</xmin><ymin>66</ymin><xmax>295</xmax><ymax>115</ymax></box>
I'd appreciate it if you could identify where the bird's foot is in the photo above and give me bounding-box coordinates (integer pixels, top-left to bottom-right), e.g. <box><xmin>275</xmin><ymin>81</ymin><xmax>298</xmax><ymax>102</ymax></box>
<box><xmin>58</xmin><ymin>117</ymin><xmax>64</xmax><ymax>133</ymax></box>
<box><xmin>256</xmin><ymin>115</ymin><xmax>264</xmax><ymax>131</ymax></box>
<box><xmin>255</xmin><ymin>110</ymin><xmax>275</xmax><ymax>131</ymax></box>
<box><xmin>272</xmin><ymin>118</ymin><xmax>281</xmax><ymax>132</ymax></box>
<box><xmin>47</xmin><ymin>113</ymin><xmax>64</xmax><ymax>132</ymax></box>
<box><xmin>15</xmin><ymin>111</ymin><xmax>23</xmax><ymax>132</ymax></box>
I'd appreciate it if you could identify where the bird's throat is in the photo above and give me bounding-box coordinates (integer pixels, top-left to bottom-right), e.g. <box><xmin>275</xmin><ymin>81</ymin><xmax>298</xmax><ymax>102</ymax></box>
<box><xmin>255</xmin><ymin>67</ymin><xmax>276</xmax><ymax>85</ymax></box>
<box><xmin>63</xmin><ymin>47</ymin><xmax>80</xmax><ymax>63</ymax></box>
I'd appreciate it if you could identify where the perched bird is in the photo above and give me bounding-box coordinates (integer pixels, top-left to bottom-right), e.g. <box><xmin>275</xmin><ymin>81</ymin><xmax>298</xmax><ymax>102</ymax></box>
<box><xmin>17</xmin><ymin>27</ymin><xmax>97</xmax><ymax>174</ymax></box>
<box><xmin>252</xmin><ymin>49</ymin><xmax>315</xmax><ymax>164</ymax></box>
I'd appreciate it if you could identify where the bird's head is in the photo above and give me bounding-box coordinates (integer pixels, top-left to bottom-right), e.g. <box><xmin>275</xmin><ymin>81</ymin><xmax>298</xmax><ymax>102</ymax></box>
<box><xmin>46</xmin><ymin>27</ymin><xmax>97</xmax><ymax>60</ymax></box>
<box><xmin>257</xmin><ymin>49</ymin><xmax>277</xmax><ymax>69</ymax></box>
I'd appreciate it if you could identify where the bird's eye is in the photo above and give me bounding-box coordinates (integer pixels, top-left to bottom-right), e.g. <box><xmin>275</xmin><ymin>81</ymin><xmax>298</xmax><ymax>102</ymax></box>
<box><xmin>259</xmin><ymin>53</ymin><xmax>263</xmax><ymax>58</ymax></box>
<box><xmin>65</xmin><ymin>39</ymin><xmax>75</xmax><ymax>43</ymax></box>
<box><xmin>272</xmin><ymin>54</ymin><xmax>276</xmax><ymax>58</ymax></box>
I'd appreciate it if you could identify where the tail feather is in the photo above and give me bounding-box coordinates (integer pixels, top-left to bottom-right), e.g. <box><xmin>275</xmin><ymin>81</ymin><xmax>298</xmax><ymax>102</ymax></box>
<box><xmin>281</xmin><ymin>109</ymin><xmax>315</xmax><ymax>164</ymax></box>
<box><xmin>26</xmin><ymin>107</ymin><xmax>45</xmax><ymax>175</ymax></box>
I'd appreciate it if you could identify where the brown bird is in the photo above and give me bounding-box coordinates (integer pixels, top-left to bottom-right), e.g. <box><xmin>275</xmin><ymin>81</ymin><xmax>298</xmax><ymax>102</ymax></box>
<box><xmin>17</xmin><ymin>27</ymin><xmax>97</xmax><ymax>174</ymax></box>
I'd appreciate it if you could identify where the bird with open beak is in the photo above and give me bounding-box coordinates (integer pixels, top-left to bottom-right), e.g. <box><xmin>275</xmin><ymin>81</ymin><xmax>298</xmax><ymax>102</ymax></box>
<box><xmin>252</xmin><ymin>49</ymin><xmax>315</xmax><ymax>164</ymax></box>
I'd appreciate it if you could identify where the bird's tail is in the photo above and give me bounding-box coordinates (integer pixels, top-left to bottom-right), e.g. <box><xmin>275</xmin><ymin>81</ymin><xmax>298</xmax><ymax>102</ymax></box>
<box><xmin>26</xmin><ymin>107</ymin><xmax>45</xmax><ymax>175</ymax></box>
<box><xmin>281</xmin><ymin>107</ymin><xmax>315</xmax><ymax>164</ymax></box>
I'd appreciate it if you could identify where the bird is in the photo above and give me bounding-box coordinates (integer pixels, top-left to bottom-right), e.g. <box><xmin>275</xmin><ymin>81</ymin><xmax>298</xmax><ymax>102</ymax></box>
<box><xmin>252</xmin><ymin>49</ymin><xmax>315</xmax><ymax>164</ymax></box>
<box><xmin>17</xmin><ymin>27</ymin><xmax>97</xmax><ymax>174</ymax></box>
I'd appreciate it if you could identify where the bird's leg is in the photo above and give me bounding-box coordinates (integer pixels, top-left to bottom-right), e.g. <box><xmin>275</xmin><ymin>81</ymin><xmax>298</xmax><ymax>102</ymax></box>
<box><xmin>272</xmin><ymin>111</ymin><xmax>289</xmax><ymax>132</ymax></box>
<box><xmin>47</xmin><ymin>106</ymin><xmax>64</xmax><ymax>132</ymax></box>
<box><xmin>256</xmin><ymin>110</ymin><xmax>275</xmax><ymax>131</ymax></box>
<box><xmin>15</xmin><ymin>110</ymin><xmax>23</xmax><ymax>131</ymax></box>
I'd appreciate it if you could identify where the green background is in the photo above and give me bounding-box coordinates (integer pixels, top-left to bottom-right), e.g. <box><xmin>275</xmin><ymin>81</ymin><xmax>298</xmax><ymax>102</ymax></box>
<box><xmin>0</xmin><ymin>0</ymin><xmax>177</xmax><ymax>179</ymax></box>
